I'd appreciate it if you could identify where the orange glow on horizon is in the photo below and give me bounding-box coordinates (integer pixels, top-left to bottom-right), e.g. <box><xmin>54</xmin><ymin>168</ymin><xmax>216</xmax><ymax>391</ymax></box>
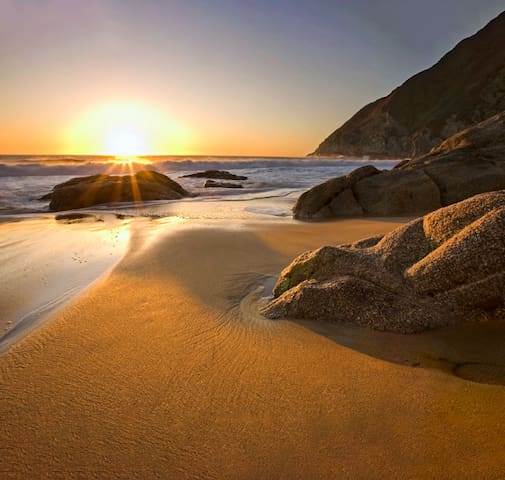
<box><xmin>1</xmin><ymin>98</ymin><xmax>318</xmax><ymax>157</ymax></box>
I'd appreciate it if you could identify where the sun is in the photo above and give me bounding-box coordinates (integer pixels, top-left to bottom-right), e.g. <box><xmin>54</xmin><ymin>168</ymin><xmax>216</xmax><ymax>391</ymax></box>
<box><xmin>63</xmin><ymin>101</ymin><xmax>191</xmax><ymax>156</ymax></box>
<box><xmin>104</xmin><ymin>128</ymin><xmax>148</xmax><ymax>157</ymax></box>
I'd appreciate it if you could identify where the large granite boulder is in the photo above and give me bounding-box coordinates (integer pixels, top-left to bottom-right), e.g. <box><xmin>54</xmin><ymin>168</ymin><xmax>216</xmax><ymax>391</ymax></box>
<box><xmin>295</xmin><ymin>112</ymin><xmax>505</xmax><ymax>219</ymax></box>
<box><xmin>311</xmin><ymin>11</ymin><xmax>505</xmax><ymax>158</ymax></box>
<box><xmin>293</xmin><ymin>165</ymin><xmax>380</xmax><ymax>219</ymax></box>
<box><xmin>45</xmin><ymin>170</ymin><xmax>190</xmax><ymax>211</ymax></box>
<box><xmin>352</xmin><ymin>168</ymin><xmax>441</xmax><ymax>216</ymax></box>
<box><xmin>403</xmin><ymin>112</ymin><xmax>505</xmax><ymax>205</ymax></box>
<box><xmin>181</xmin><ymin>170</ymin><xmax>247</xmax><ymax>180</ymax></box>
<box><xmin>264</xmin><ymin>191</ymin><xmax>505</xmax><ymax>333</ymax></box>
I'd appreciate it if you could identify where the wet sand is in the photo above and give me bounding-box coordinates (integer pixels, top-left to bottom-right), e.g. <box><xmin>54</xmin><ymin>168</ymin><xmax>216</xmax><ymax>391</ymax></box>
<box><xmin>0</xmin><ymin>215</ymin><xmax>131</xmax><ymax>351</ymax></box>
<box><xmin>1</xmin><ymin>217</ymin><xmax>505</xmax><ymax>479</ymax></box>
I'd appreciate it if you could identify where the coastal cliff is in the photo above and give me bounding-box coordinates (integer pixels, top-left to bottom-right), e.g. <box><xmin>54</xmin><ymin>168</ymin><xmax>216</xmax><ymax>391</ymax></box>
<box><xmin>311</xmin><ymin>11</ymin><xmax>505</xmax><ymax>158</ymax></box>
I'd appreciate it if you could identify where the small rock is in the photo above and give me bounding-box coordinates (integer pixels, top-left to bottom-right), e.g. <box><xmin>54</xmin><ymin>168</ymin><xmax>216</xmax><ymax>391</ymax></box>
<box><xmin>204</xmin><ymin>180</ymin><xmax>243</xmax><ymax>189</ymax></box>
<box><xmin>182</xmin><ymin>170</ymin><xmax>247</xmax><ymax>180</ymax></box>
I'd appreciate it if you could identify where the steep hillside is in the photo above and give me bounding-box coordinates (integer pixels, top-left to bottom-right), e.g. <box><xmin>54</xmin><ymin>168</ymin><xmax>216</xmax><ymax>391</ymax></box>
<box><xmin>312</xmin><ymin>11</ymin><xmax>505</xmax><ymax>158</ymax></box>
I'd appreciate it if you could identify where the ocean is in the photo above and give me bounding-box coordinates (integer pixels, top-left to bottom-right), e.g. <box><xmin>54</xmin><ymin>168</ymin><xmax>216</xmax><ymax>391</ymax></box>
<box><xmin>0</xmin><ymin>155</ymin><xmax>400</xmax><ymax>219</ymax></box>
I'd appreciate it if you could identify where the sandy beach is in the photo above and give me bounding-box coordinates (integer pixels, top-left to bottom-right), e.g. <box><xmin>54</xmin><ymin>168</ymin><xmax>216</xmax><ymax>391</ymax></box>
<box><xmin>1</xmin><ymin>216</ymin><xmax>505</xmax><ymax>479</ymax></box>
<box><xmin>3</xmin><ymin>2</ymin><xmax>505</xmax><ymax>478</ymax></box>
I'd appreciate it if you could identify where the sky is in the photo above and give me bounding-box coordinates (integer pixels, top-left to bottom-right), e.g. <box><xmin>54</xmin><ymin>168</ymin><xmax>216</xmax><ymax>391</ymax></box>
<box><xmin>1</xmin><ymin>0</ymin><xmax>504</xmax><ymax>156</ymax></box>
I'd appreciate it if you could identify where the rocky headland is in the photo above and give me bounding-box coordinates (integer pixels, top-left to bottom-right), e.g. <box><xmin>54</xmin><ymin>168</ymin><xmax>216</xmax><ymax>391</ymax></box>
<box><xmin>311</xmin><ymin>11</ymin><xmax>505</xmax><ymax>158</ymax></box>
<box><xmin>264</xmin><ymin>191</ymin><xmax>505</xmax><ymax>333</ymax></box>
<box><xmin>43</xmin><ymin>170</ymin><xmax>190</xmax><ymax>211</ymax></box>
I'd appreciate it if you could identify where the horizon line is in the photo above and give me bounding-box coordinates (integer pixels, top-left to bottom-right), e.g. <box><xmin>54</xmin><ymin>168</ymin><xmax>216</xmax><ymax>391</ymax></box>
<box><xmin>0</xmin><ymin>153</ymin><xmax>315</xmax><ymax>159</ymax></box>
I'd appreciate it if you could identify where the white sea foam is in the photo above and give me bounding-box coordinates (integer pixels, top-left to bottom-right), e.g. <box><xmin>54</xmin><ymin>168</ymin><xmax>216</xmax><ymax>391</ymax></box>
<box><xmin>0</xmin><ymin>155</ymin><xmax>400</xmax><ymax>219</ymax></box>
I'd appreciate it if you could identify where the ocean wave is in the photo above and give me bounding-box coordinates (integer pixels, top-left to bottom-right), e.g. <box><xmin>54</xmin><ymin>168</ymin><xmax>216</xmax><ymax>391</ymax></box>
<box><xmin>0</xmin><ymin>156</ymin><xmax>400</xmax><ymax>217</ymax></box>
<box><xmin>0</xmin><ymin>156</ymin><xmax>400</xmax><ymax>177</ymax></box>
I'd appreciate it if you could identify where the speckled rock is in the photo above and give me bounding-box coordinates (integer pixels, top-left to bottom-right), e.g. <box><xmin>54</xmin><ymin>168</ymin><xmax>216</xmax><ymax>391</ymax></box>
<box><xmin>263</xmin><ymin>191</ymin><xmax>505</xmax><ymax>333</ymax></box>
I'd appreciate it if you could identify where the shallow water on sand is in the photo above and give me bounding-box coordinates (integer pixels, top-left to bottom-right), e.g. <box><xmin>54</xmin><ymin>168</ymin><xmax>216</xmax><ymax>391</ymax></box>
<box><xmin>0</xmin><ymin>215</ymin><xmax>131</xmax><ymax>351</ymax></box>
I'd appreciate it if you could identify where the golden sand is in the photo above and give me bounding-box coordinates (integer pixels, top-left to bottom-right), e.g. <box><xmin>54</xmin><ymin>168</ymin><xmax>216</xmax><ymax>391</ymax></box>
<box><xmin>1</xmin><ymin>218</ymin><xmax>505</xmax><ymax>479</ymax></box>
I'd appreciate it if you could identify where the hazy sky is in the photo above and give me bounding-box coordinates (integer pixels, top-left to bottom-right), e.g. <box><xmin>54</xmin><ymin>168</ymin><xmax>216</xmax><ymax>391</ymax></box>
<box><xmin>1</xmin><ymin>0</ymin><xmax>504</xmax><ymax>156</ymax></box>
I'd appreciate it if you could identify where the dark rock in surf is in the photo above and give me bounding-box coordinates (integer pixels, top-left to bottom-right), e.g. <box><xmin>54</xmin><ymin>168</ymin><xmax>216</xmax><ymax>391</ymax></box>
<box><xmin>182</xmin><ymin>170</ymin><xmax>247</xmax><ymax>181</ymax></box>
<box><xmin>44</xmin><ymin>170</ymin><xmax>191</xmax><ymax>211</ymax></box>
<box><xmin>204</xmin><ymin>180</ymin><xmax>243</xmax><ymax>189</ymax></box>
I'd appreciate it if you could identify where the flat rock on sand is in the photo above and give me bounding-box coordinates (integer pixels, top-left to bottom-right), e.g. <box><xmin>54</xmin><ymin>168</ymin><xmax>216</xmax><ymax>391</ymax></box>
<box><xmin>264</xmin><ymin>191</ymin><xmax>505</xmax><ymax>333</ymax></box>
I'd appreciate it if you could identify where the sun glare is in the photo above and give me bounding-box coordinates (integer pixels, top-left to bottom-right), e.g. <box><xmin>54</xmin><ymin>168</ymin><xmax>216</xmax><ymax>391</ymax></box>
<box><xmin>112</xmin><ymin>156</ymin><xmax>152</xmax><ymax>165</ymax></box>
<box><xmin>63</xmin><ymin>102</ymin><xmax>190</xmax><ymax>156</ymax></box>
<box><xmin>105</xmin><ymin>128</ymin><xmax>148</xmax><ymax>157</ymax></box>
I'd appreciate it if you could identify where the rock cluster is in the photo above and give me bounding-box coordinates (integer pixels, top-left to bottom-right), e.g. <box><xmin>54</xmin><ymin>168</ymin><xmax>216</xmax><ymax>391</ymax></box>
<box><xmin>44</xmin><ymin>170</ymin><xmax>190</xmax><ymax>211</ymax></box>
<box><xmin>264</xmin><ymin>191</ymin><xmax>505</xmax><ymax>333</ymax></box>
<box><xmin>295</xmin><ymin>112</ymin><xmax>505</xmax><ymax>219</ymax></box>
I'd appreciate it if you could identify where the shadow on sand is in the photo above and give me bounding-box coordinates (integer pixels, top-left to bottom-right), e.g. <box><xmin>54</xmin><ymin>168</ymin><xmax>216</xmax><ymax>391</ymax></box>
<box><xmin>293</xmin><ymin>317</ymin><xmax>505</xmax><ymax>386</ymax></box>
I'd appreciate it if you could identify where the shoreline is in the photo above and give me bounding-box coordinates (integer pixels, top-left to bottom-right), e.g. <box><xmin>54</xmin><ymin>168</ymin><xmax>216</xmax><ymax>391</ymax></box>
<box><xmin>0</xmin><ymin>214</ymin><xmax>132</xmax><ymax>352</ymax></box>
<box><xmin>0</xmin><ymin>213</ymin><xmax>410</xmax><ymax>352</ymax></box>
<box><xmin>2</xmin><ymin>216</ymin><xmax>505</xmax><ymax>477</ymax></box>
